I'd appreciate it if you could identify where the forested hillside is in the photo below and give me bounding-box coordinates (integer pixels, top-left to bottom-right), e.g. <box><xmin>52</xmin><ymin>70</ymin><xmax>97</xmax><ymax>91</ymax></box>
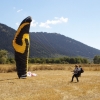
<box><xmin>0</xmin><ymin>23</ymin><xmax>100</xmax><ymax>59</ymax></box>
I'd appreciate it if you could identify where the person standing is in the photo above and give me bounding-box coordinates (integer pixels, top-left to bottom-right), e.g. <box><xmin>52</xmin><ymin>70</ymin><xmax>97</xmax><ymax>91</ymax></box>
<box><xmin>71</xmin><ymin>65</ymin><xmax>79</xmax><ymax>82</ymax></box>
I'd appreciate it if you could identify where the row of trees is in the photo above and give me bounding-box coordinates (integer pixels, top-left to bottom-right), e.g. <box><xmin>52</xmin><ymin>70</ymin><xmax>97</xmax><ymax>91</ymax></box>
<box><xmin>28</xmin><ymin>57</ymin><xmax>88</xmax><ymax>64</ymax></box>
<box><xmin>0</xmin><ymin>50</ymin><xmax>100</xmax><ymax>64</ymax></box>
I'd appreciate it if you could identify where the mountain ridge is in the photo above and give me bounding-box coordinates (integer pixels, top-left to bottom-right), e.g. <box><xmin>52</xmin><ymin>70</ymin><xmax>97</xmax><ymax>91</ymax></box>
<box><xmin>0</xmin><ymin>23</ymin><xmax>100</xmax><ymax>59</ymax></box>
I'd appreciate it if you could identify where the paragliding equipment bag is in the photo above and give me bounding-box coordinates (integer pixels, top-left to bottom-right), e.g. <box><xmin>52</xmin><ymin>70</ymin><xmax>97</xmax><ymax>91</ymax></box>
<box><xmin>81</xmin><ymin>68</ymin><xmax>84</xmax><ymax>73</ymax></box>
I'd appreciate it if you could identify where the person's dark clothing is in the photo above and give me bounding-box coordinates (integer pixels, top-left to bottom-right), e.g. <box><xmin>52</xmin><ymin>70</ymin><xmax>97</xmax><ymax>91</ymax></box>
<box><xmin>71</xmin><ymin>74</ymin><xmax>79</xmax><ymax>82</ymax></box>
<box><xmin>71</xmin><ymin>67</ymin><xmax>79</xmax><ymax>82</ymax></box>
<box><xmin>78</xmin><ymin>67</ymin><xmax>84</xmax><ymax>77</ymax></box>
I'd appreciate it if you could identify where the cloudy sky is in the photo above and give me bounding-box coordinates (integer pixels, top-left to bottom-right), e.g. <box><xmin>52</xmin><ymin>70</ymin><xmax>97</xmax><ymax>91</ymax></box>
<box><xmin>0</xmin><ymin>0</ymin><xmax>100</xmax><ymax>50</ymax></box>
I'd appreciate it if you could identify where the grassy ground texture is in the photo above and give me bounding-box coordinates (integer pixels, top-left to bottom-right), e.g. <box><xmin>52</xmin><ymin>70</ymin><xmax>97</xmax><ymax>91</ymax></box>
<box><xmin>0</xmin><ymin>64</ymin><xmax>100</xmax><ymax>100</ymax></box>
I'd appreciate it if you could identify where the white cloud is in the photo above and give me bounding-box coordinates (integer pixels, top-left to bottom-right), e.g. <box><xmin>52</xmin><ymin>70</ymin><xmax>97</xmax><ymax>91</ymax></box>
<box><xmin>15</xmin><ymin>22</ymin><xmax>19</xmax><ymax>26</ymax></box>
<box><xmin>31</xmin><ymin>19</ymin><xmax>38</xmax><ymax>27</ymax></box>
<box><xmin>39</xmin><ymin>22</ymin><xmax>51</xmax><ymax>28</ymax></box>
<box><xmin>39</xmin><ymin>17</ymin><xmax>68</xmax><ymax>28</ymax></box>
<box><xmin>17</xmin><ymin>9</ymin><xmax>23</xmax><ymax>13</ymax></box>
<box><xmin>15</xmin><ymin>17</ymin><xmax>68</xmax><ymax>29</ymax></box>
<box><xmin>55</xmin><ymin>17</ymin><xmax>68</xmax><ymax>23</ymax></box>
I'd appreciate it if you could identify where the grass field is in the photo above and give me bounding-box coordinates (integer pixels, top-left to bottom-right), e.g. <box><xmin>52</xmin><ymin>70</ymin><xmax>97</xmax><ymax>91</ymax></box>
<box><xmin>0</xmin><ymin>64</ymin><xmax>100</xmax><ymax>100</ymax></box>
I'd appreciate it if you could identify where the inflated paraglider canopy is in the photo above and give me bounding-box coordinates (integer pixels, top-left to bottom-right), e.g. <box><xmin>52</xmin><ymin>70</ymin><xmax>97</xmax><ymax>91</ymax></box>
<box><xmin>13</xmin><ymin>16</ymin><xmax>32</xmax><ymax>79</ymax></box>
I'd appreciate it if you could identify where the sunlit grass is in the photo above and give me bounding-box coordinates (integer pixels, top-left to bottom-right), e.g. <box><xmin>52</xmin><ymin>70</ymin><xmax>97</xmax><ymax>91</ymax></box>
<box><xmin>0</xmin><ymin>66</ymin><xmax>100</xmax><ymax>100</ymax></box>
<box><xmin>0</xmin><ymin>64</ymin><xmax>16</xmax><ymax>73</ymax></box>
<box><xmin>0</xmin><ymin>64</ymin><xmax>100</xmax><ymax>73</ymax></box>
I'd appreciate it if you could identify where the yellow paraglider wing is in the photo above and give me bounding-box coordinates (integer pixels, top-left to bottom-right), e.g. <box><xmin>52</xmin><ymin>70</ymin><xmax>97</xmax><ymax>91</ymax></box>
<box><xmin>13</xmin><ymin>16</ymin><xmax>32</xmax><ymax>78</ymax></box>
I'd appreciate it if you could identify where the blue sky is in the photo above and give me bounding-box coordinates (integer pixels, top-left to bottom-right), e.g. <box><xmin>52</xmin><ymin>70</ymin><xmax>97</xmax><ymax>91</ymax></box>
<box><xmin>0</xmin><ymin>0</ymin><xmax>100</xmax><ymax>50</ymax></box>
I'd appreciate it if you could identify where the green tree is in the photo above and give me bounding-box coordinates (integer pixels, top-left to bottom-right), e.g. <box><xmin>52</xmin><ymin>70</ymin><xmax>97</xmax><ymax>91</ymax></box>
<box><xmin>0</xmin><ymin>50</ymin><xmax>8</xmax><ymax>64</ymax></box>
<box><xmin>7</xmin><ymin>58</ymin><xmax>15</xmax><ymax>64</ymax></box>
<box><xmin>75</xmin><ymin>58</ymin><xmax>81</xmax><ymax>64</ymax></box>
<box><xmin>69</xmin><ymin>58</ymin><xmax>76</xmax><ymax>64</ymax></box>
<box><xmin>29</xmin><ymin>58</ymin><xmax>36</xmax><ymax>63</ymax></box>
<box><xmin>93</xmin><ymin>55</ymin><xmax>100</xmax><ymax>64</ymax></box>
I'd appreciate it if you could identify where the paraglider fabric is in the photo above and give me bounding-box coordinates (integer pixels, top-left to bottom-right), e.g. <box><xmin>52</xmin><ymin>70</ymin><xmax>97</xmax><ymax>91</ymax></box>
<box><xmin>13</xmin><ymin>16</ymin><xmax>32</xmax><ymax>78</ymax></box>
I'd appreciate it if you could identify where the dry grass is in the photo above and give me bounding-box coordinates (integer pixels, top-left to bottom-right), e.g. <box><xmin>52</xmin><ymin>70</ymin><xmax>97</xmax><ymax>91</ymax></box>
<box><xmin>0</xmin><ymin>64</ymin><xmax>16</xmax><ymax>73</ymax></box>
<box><xmin>0</xmin><ymin>64</ymin><xmax>100</xmax><ymax>72</ymax></box>
<box><xmin>0</xmin><ymin>64</ymin><xmax>100</xmax><ymax>100</ymax></box>
<box><xmin>28</xmin><ymin>64</ymin><xmax>66</xmax><ymax>71</ymax></box>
